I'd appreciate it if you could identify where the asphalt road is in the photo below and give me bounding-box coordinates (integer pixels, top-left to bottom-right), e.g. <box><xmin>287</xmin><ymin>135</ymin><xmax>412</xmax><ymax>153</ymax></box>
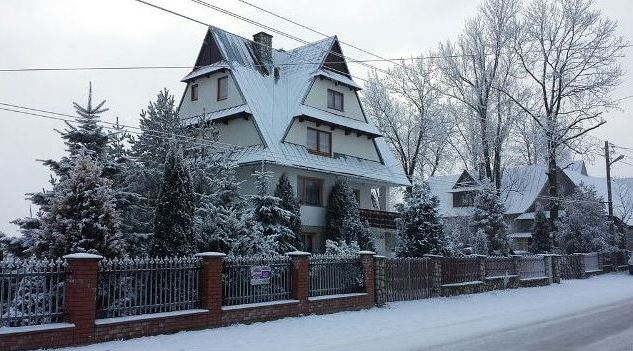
<box><xmin>427</xmin><ymin>299</ymin><xmax>633</xmax><ymax>351</ymax></box>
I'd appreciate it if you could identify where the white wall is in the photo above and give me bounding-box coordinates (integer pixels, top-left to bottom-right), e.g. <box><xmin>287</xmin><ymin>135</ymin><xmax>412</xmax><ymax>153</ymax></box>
<box><xmin>303</xmin><ymin>78</ymin><xmax>365</xmax><ymax>121</ymax></box>
<box><xmin>206</xmin><ymin>118</ymin><xmax>263</xmax><ymax>147</ymax></box>
<box><xmin>178</xmin><ymin>71</ymin><xmax>244</xmax><ymax>120</ymax></box>
<box><xmin>284</xmin><ymin>119</ymin><xmax>380</xmax><ymax>161</ymax></box>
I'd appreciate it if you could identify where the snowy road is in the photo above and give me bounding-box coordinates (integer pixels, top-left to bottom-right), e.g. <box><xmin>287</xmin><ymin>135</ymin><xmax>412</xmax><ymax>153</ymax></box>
<box><xmin>50</xmin><ymin>273</ymin><xmax>633</xmax><ymax>351</ymax></box>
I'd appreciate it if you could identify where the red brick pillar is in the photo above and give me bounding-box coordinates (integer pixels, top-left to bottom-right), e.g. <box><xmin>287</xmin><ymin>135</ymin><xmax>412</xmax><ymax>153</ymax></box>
<box><xmin>63</xmin><ymin>253</ymin><xmax>102</xmax><ymax>345</ymax></box>
<box><xmin>286</xmin><ymin>251</ymin><xmax>311</xmax><ymax>309</ymax></box>
<box><xmin>195</xmin><ymin>252</ymin><xmax>225</xmax><ymax>326</ymax></box>
<box><xmin>359</xmin><ymin>251</ymin><xmax>376</xmax><ymax>306</ymax></box>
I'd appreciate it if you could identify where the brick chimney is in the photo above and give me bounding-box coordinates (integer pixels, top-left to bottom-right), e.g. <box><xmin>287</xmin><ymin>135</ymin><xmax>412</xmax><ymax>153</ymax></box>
<box><xmin>253</xmin><ymin>31</ymin><xmax>273</xmax><ymax>62</ymax></box>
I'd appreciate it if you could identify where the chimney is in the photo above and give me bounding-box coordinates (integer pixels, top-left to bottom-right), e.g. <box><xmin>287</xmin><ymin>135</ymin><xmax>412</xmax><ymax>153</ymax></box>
<box><xmin>253</xmin><ymin>31</ymin><xmax>273</xmax><ymax>62</ymax></box>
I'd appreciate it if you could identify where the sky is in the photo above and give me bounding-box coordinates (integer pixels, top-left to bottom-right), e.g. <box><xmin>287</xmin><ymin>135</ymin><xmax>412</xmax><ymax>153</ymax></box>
<box><xmin>0</xmin><ymin>0</ymin><xmax>631</xmax><ymax>235</ymax></box>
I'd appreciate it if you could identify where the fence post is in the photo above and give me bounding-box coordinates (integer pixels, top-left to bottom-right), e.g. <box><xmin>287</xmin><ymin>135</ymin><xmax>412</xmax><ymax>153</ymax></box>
<box><xmin>359</xmin><ymin>251</ymin><xmax>376</xmax><ymax>306</ymax></box>
<box><xmin>195</xmin><ymin>252</ymin><xmax>225</xmax><ymax>325</ymax></box>
<box><xmin>574</xmin><ymin>253</ymin><xmax>587</xmax><ymax>279</ymax></box>
<box><xmin>63</xmin><ymin>253</ymin><xmax>103</xmax><ymax>345</ymax></box>
<box><xmin>424</xmin><ymin>255</ymin><xmax>443</xmax><ymax>297</ymax></box>
<box><xmin>373</xmin><ymin>255</ymin><xmax>387</xmax><ymax>307</ymax></box>
<box><xmin>541</xmin><ymin>255</ymin><xmax>553</xmax><ymax>284</ymax></box>
<box><xmin>551</xmin><ymin>255</ymin><xmax>561</xmax><ymax>284</ymax></box>
<box><xmin>511</xmin><ymin>255</ymin><xmax>521</xmax><ymax>278</ymax></box>
<box><xmin>286</xmin><ymin>251</ymin><xmax>311</xmax><ymax>307</ymax></box>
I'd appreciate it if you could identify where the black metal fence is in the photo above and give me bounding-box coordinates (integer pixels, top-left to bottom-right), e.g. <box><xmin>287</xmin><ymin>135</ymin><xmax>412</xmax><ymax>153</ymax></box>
<box><xmin>441</xmin><ymin>257</ymin><xmax>480</xmax><ymax>285</ymax></box>
<box><xmin>309</xmin><ymin>255</ymin><xmax>364</xmax><ymax>297</ymax></box>
<box><xmin>97</xmin><ymin>257</ymin><xmax>201</xmax><ymax>319</ymax></box>
<box><xmin>485</xmin><ymin>256</ymin><xmax>514</xmax><ymax>278</ymax></box>
<box><xmin>222</xmin><ymin>255</ymin><xmax>293</xmax><ymax>306</ymax></box>
<box><xmin>384</xmin><ymin>257</ymin><xmax>432</xmax><ymax>302</ymax></box>
<box><xmin>0</xmin><ymin>258</ymin><xmax>66</xmax><ymax>327</ymax></box>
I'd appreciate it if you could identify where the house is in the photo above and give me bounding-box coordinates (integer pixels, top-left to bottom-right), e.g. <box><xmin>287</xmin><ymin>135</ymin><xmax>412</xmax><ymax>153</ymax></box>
<box><xmin>429</xmin><ymin>162</ymin><xmax>633</xmax><ymax>251</ymax></box>
<box><xmin>177</xmin><ymin>27</ymin><xmax>409</xmax><ymax>255</ymax></box>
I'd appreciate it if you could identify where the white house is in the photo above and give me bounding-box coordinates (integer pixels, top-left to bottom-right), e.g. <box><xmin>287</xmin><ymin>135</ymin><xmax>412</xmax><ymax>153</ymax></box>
<box><xmin>177</xmin><ymin>27</ymin><xmax>409</xmax><ymax>255</ymax></box>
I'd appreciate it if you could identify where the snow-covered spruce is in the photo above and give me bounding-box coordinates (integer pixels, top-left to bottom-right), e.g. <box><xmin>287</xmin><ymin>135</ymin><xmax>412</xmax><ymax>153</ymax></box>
<box><xmin>470</xmin><ymin>183</ymin><xmax>509</xmax><ymax>255</ymax></box>
<box><xmin>274</xmin><ymin>173</ymin><xmax>303</xmax><ymax>251</ymax></box>
<box><xmin>326</xmin><ymin>178</ymin><xmax>375</xmax><ymax>251</ymax></box>
<box><xmin>530</xmin><ymin>207</ymin><xmax>551</xmax><ymax>253</ymax></box>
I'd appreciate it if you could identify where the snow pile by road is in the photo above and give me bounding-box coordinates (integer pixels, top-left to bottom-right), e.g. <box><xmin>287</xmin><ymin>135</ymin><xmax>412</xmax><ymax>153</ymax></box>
<box><xmin>50</xmin><ymin>273</ymin><xmax>633</xmax><ymax>351</ymax></box>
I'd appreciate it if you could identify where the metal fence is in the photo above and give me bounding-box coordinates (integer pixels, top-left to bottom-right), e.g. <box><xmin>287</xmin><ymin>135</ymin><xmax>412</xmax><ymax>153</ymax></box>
<box><xmin>485</xmin><ymin>256</ymin><xmax>515</xmax><ymax>278</ymax></box>
<box><xmin>383</xmin><ymin>257</ymin><xmax>431</xmax><ymax>302</ymax></box>
<box><xmin>309</xmin><ymin>255</ymin><xmax>364</xmax><ymax>297</ymax></box>
<box><xmin>583</xmin><ymin>253</ymin><xmax>601</xmax><ymax>273</ymax></box>
<box><xmin>0</xmin><ymin>258</ymin><xmax>66</xmax><ymax>327</ymax></box>
<box><xmin>223</xmin><ymin>255</ymin><xmax>293</xmax><ymax>306</ymax></box>
<box><xmin>519</xmin><ymin>255</ymin><xmax>547</xmax><ymax>279</ymax></box>
<box><xmin>559</xmin><ymin>254</ymin><xmax>580</xmax><ymax>280</ymax></box>
<box><xmin>441</xmin><ymin>257</ymin><xmax>480</xmax><ymax>285</ymax></box>
<box><xmin>97</xmin><ymin>257</ymin><xmax>201</xmax><ymax>319</ymax></box>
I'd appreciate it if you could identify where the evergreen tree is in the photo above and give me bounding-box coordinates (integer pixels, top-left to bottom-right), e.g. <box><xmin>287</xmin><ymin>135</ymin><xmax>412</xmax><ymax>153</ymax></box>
<box><xmin>557</xmin><ymin>185</ymin><xmax>615</xmax><ymax>254</ymax></box>
<box><xmin>470</xmin><ymin>184</ymin><xmax>509</xmax><ymax>255</ymax></box>
<box><xmin>326</xmin><ymin>179</ymin><xmax>375</xmax><ymax>251</ymax></box>
<box><xmin>394</xmin><ymin>183</ymin><xmax>447</xmax><ymax>257</ymax></box>
<box><xmin>472</xmin><ymin>229</ymin><xmax>489</xmax><ymax>255</ymax></box>
<box><xmin>325</xmin><ymin>239</ymin><xmax>361</xmax><ymax>255</ymax></box>
<box><xmin>274</xmin><ymin>173</ymin><xmax>302</xmax><ymax>251</ymax></box>
<box><xmin>530</xmin><ymin>207</ymin><xmax>551</xmax><ymax>253</ymax></box>
<box><xmin>150</xmin><ymin>149</ymin><xmax>196</xmax><ymax>257</ymax></box>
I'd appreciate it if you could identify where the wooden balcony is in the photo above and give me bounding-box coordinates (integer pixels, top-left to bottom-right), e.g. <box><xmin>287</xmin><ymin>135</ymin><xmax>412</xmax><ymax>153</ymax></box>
<box><xmin>359</xmin><ymin>209</ymin><xmax>399</xmax><ymax>230</ymax></box>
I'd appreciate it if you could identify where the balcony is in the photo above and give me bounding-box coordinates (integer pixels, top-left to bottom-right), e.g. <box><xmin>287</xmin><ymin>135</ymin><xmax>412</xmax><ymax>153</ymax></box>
<box><xmin>359</xmin><ymin>209</ymin><xmax>399</xmax><ymax>230</ymax></box>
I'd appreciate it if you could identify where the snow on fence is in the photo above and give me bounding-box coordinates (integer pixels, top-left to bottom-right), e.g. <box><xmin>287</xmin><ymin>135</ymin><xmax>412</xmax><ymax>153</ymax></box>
<box><xmin>441</xmin><ymin>257</ymin><xmax>480</xmax><ymax>285</ymax></box>
<box><xmin>583</xmin><ymin>253</ymin><xmax>601</xmax><ymax>273</ymax></box>
<box><xmin>309</xmin><ymin>254</ymin><xmax>364</xmax><ymax>297</ymax></box>
<box><xmin>0</xmin><ymin>258</ymin><xmax>66</xmax><ymax>327</ymax></box>
<box><xmin>383</xmin><ymin>257</ymin><xmax>431</xmax><ymax>302</ymax></box>
<box><xmin>485</xmin><ymin>256</ymin><xmax>514</xmax><ymax>278</ymax></box>
<box><xmin>97</xmin><ymin>257</ymin><xmax>201</xmax><ymax>319</ymax></box>
<box><xmin>222</xmin><ymin>255</ymin><xmax>293</xmax><ymax>306</ymax></box>
<box><xmin>519</xmin><ymin>255</ymin><xmax>547</xmax><ymax>279</ymax></box>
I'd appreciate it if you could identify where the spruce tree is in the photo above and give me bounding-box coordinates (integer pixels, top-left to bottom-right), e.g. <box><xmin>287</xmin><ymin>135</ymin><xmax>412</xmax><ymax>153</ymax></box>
<box><xmin>274</xmin><ymin>173</ymin><xmax>303</xmax><ymax>251</ymax></box>
<box><xmin>395</xmin><ymin>183</ymin><xmax>447</xmax><ymax>257</ymax></box>
<box><xmin>150</xmin><ymin>149</ymin><xmax>196</xmax><ymax>257</ymax></box>
<box><xmin>530</xmin><ymin>208</ymin><xmax>551</xmax><ymax>253</ymax></box>
<box><xmin>470</xmin><ymin>184</ymin><xmax>509</xmax><ymax>255</ymax></box>
<box><xmin>326</xmin><ymin>179</ymin><xmax>375</xmax><ymax>251</ymax></box>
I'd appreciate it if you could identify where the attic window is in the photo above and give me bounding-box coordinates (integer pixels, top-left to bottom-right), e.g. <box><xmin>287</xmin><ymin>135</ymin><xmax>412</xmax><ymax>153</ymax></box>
<box><xmin>327</xmin><ymin>89</ymin><xmax>344</xmax><ymax>111</ymax></box>
<box><xmin>190</xmin><ymin>84</ymin><xmax>199</xmax><ymax>101</ymax></box>
<box><xmin>307</xmin><ymin>127</ymin><xmax>331</xmax><ymax>156</ymax></box>
<box><xmin>453</xmin><ymin>191</ymin><xmax>475</xmax><ymax>208</ymax></box>
<box><xmin>217</xmin><ymin>76</ymin><xmax>228</xmax><ymax>101</ymax></box>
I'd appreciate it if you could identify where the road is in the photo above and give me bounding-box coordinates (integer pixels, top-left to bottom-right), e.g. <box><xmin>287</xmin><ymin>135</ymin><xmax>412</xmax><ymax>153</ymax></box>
<box><xmin>429</xmin><ymin>299</ymin><xmax>633</xmax><ymax>351</ymax></box>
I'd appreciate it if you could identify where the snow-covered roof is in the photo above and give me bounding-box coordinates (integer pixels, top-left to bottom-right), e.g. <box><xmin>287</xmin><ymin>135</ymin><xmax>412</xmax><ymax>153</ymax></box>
<box><xmin>501</xmin><ymin>165</ymin><xmax>549</xmax><ymax>215</ymax></box>
<box><xmin>314</xmin><ymin>69</ymin><xmax>362</xmax><ymax>90</ymax></box>
<box><xmin>427</xmin><ymin>174</ymin><xmax>475</xmax><ymax>217</ymax></box>
<box><xmin>294</xmin><ymin>105</ymin><xmax>381</xmax><ymax>137</ymax></box>
<box><xmin>184</xmin><ymin>27</ymin><xmax>409</xmax><ymax>186</ymax></box>
<box><xmin>181</xmin><ymin>104</ymin><xmax>251</xmax><ymax>127</ymax></box>
<box><xmin>181</xmin><ymin>61</ymin><xmax>231</xmax><ymax>82</ymax></box>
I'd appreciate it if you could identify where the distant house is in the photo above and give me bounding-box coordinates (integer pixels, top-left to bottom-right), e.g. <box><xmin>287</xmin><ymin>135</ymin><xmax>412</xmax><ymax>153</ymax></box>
<box><xmin>428</xmin><ymin>161</ymin><xmax>633</xmax><ymax>251</ymax></box>
<box><xmin>177</xmin><ymin>27</ymin><xmax>409</xmax><ymax>255</ymax></box>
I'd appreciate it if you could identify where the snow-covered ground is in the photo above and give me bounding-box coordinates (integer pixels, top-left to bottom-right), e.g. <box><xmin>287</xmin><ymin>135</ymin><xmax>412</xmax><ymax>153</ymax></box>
<box><xmin>51</xmin><ymin>273</ymin><xmax>633</xmax><ymax>351</ymax></box>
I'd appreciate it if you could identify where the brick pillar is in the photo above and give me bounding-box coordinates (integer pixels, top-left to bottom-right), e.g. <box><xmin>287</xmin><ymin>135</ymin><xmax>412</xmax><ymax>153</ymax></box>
<box><xmin>286</xmin><ymin>251</ymin><xmax>311</xmax><ymax>308</ymax></box>
<box><xmin>424</xmin><ymin>255</ymin><xmax>443</xmax><ymax>297</ymax></box>
<box><xmin>359</xmin><ymin>251</ymin><xmax>376</xmax><ymax>306</ymax></box>
<box><xmin>195</xmin><ymin>252</ymin><xmax>225</xmax><ymax>325</ymax></box>
<box><xmin>574</xmin><ymin>253</ymin><xmax>587</xmax><ymax>279</ymax></box>
<box><xmin>373</xmin><ymin>255</ymin><xmax>387</xmax><ymax>307</ymax></box>
<box><xmin>551</xmin><ymin>255</ymin><xmax>561</xmax><ymax>284</ymax></box>
<box><xmin>63</xmin><ymin>253</ymin><xmax>102</xmax><ymax>345</ymax></box>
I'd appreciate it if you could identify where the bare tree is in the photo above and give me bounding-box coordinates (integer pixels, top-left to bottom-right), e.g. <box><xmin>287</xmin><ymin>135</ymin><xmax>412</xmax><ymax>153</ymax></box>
<box><xmin>614</xmin><ymin>179</ymin><xmax>633</xmax><ymax>227</ymax></box>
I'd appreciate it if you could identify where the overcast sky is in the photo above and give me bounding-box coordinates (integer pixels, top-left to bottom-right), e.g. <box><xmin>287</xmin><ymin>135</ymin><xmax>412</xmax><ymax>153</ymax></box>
<box><xmin>0</xmin><ymin>0</ymin><xmax>631</xmax><ymax>235</ymax></box>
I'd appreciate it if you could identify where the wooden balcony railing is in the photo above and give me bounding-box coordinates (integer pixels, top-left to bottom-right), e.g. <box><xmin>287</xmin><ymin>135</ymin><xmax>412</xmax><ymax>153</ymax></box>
<box><xmin>359</xmin><ymin>209</ymin><xmax>399</xmax><ymax>230</ymax></box>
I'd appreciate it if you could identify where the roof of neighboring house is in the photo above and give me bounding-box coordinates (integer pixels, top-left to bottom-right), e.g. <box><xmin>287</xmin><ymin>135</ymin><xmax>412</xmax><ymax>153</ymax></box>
<box><xmin>181</xmin><ymin>27</ymin><xmax>409</xmax><ymax>186</ymax></box>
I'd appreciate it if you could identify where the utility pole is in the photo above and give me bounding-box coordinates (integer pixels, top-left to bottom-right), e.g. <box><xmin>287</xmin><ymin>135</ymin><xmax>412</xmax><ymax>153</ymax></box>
<box><xmin>604</xmin><ymin>141</ymin><xmax>624</xmax><ymax>241</ymax></box>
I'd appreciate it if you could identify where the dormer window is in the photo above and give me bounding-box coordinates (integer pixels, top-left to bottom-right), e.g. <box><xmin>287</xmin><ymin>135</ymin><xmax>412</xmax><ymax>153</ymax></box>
<box><xmin>307</xmin><ymin>127</ymin><xmax>331</xmax><ymax>156</ymax></box>
<box><xmin>217</xmin><ymin>76</ymin><xmax>228</xmax><ymax>101</ymax></box>
<box><xmin>190</xmin><ymin>84</ymin><xmax>199</xmax><ymax>101</ymax></box>
<box><xmin>327</xmin><ymin>89</ymin><xmax>344</xmax><ymax>111</ymax></box>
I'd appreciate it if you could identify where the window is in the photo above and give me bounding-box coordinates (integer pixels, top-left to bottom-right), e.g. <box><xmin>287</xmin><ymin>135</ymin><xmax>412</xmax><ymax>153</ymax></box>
<box><xmin>217</xmin><ymin>76</ymin><xmax>228</xmax><ymax>101</ymax></box>
<box><xmin>298</xmin><ymin>176</ymin><xmax>323</xmax><ymax>206</ymax></box>
<box><xmin>327</xmin><ymin>89</ymin><xmax>344</xmax><ymax>111</ymax></box>
<box><xmin>453</xmin><ymin>191</ymin><xmax>475</xmax><ymax>208</ymax></box>
<box><xmin>307</xmin><ymin>128</ymin><xmax>332</xmax><ymax>156</ymax></box>
<box><xmin>190</xmin><ymin>84</ymin><xmax>198</xmax><ymax>101</ymax></box>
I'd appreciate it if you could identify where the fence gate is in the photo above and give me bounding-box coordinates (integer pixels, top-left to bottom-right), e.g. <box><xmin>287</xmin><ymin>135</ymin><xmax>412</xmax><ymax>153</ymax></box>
<box><xmin>383</xmin><ymin>258</ymin><xmax>432</xmax><ymax>302</ymax></box>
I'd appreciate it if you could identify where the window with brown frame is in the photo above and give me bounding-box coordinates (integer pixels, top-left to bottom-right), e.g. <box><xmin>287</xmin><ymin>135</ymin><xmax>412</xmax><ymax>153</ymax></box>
<box><xmin>327</xmin><ymin>89</ymin><xmax>344</xmax><ymax>111</ymax></box>
<box><xmin>190</xmin><ymin>84</ymin><xmax>199</xmax><ymax>101</ymax></box>
<box><xmin>217</xmin><ymin>76</ymin><xmax>228</xmax><ymax>101</ymax></box>
<box><xmin>306</xmin><ymin>127</ymin><xmax>332</xmax><ymax>156</ymax></box>
<box><xmin>297</xmin><ymin>176</ymin><xmax>324</xmax><ymax>206</ymax></box>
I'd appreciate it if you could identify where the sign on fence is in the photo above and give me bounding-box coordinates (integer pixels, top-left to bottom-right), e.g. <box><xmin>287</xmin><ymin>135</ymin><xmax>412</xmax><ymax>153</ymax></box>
<box><xmin>250</xmin><ymin>265</ymin><xmax>272</xmax><ymax>285</ymax></box>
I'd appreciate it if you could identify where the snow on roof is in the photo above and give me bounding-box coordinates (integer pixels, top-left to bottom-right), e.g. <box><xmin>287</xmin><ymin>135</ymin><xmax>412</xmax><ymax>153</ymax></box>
<box><xmin>181</xmin><ymin>61</ymin><xmax>231</xmax><ymax>82</ymax></box>
<box><xmin>188</xmin><ymin>27</ymin><xmax>409</xmax><ymax>187</ymax></box>
<box><xmin>181</xmin><ymin>104</ymin><xmax>251</xmax><ymax>127</ymax></box>
<box><xmin>501</xmin><ymin>165</ymin><xmax>549</xmax><ymax>214</ymax></box>
<box><xmin>427</xmin><ymin>174</ymin><xmax>474</xmax><ymax>217</ymax></box>
<box><xmin>295</xmin><ymin>105</ymin><xmax>381</xmax><ymax>137</ymax></box>
<box><xmin>314</xmin><ymin>69</ymin><xmax>362</xmax><ymax>90</ymax></box>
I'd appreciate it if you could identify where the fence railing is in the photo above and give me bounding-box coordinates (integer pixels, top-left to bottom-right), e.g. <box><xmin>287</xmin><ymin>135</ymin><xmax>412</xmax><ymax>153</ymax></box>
<box><xmin>0</xmin><ymin>258</ymin><xmax>66</xmax><ymax>327</ymax></box>
<box><xmin>519</xmin><ymin>255</ymin><xmax>547</xmax><ymax>279</ymax></box>
<box><xmin>583</xmin><ymin>253</ymin><xmax>601</xmax><ymax>273</ymax></box>
<box><xmin>485</xmin><ymin>256</ymin><xmax>515</xmax><ymax>278</ymax></box>
<box><xmin>559</xmin><ymin>255</ymin><xmax>580</xmax><ymax>280</ymax></box>
<box><xmin>97</xmin><ymin>257</ymin><xmax>201</xmax><ymax>319</ymax></box>
<box><xmin>223</xmin><ymin>255</ymin><xmax>293</xmax><ymax>306</ymax></box>
<box><xmin>309</xmin><ymin>255</ymin><xmax>364</xmax><ymax>297</ymax></box>
<box><xmin>441</xmin><ymin>257</ymin><xmax>480</xmax><ymax>285</ymax></box>
<box><xmin>384</xmin><ymin>257</ymin><xmax>431</xmax><ymax>302</ymax></box>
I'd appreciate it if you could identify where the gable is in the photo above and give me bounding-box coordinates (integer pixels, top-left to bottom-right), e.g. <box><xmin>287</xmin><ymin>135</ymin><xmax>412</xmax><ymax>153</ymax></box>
<box><xmin>178</xmin><ymin>70</ymin><xmax>245</xmax><ymax>121</ymax></box>
<box><xmin>454</xmin><ymin>171</ymin><xmax>478</xmax><ymax>189</ymax></box>
<box><xmin>303</xmin><ymin>77</ymin><xmax>366</xmax><ymax>121</ymax></box>
<box><xmin>194</xmin><ymin>31</ymin><xmax>224</xmax><ymax>67</ymax></box>
<box><xmin>321</xmin><ymin>38</ymin><xmax>350</xmax><ymax>77</ymax></box>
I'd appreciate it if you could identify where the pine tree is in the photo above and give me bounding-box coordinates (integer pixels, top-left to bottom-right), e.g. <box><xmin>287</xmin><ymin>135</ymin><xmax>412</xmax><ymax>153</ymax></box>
<box><xmin>326</xmin><ymin>179</ymin><xmax>375</xmax><ymax>251</ymax></box>
<box><xmin>470</xmin><ymin>184</ymin><xmax>509</xmax><ymax>255</ymax></box>
<box><xmin>274</xmin><ymin>173</ymin><xmax>302</xmax><ymax>251</ymax></box>
<box><xmin>530</xmin><ymin>207</ymin><xmax>551</xmax><ymax>253</ymax></box>
<box><xmin>394</xmin><ymin>183</ymin><xmax>447</xmax><ymax>257</ymax></box>
<box><xmin>473</xmin><ymin>229</ymin><xmax>489</xmax><ymax>255</ymax></box>
<box><xmin>150</xmin><ymin>149</ymin><xmax>196</xmax><ymax>257</ymax></box>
